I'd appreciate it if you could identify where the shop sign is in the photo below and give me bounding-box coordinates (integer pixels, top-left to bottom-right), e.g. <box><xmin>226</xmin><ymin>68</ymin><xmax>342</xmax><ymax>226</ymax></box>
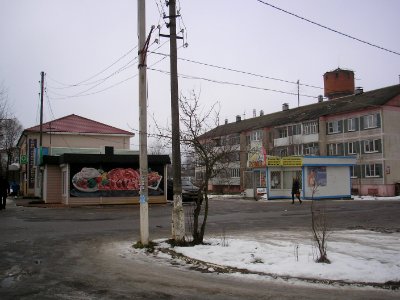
<box><xmin>267</xmin><ymin>157</ymin><xmax>281</xmax><ymax>166</ymax></box>
<box><xmin>256</xmin><ymin>187</ymin><xmax>267</xmax><ymax>195</ymax></box>
<box><xmin>282</xmin><ymin>156</ymin><xmax>303</xmax><ymax>166</ymax></box>
<box><xmin>20</xmin><ymin>154</ymin><xmax>28</xmax><ymax>164</ymax></box>
<box><xmin>266</xmin><ymin>156</ymin><xmax>303</xmax><ymax>167</ymax></box>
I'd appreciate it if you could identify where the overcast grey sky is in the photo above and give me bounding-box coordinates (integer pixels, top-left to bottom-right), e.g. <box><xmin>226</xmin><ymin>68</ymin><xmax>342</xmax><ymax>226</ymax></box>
<box><xmin>1</xmin><ymin>0</ymin><xmax>399</xmax><ymax>150</ymax></box>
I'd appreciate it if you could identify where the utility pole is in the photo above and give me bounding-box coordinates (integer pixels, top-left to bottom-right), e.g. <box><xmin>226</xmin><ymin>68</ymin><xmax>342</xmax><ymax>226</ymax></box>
<box><xmin>168</xmin><ymin>0</ymin><xmax>185</xmax><ymax>241</ymax></box>
<box><xmin>39</xmin><ymin>71</ymin><xmax>45</xmax><ymax>199</ymax></box>
<box><xmin>39</xmin><ymin>71</ymin><xmax>44</xmax><ymax>148</ymax></box>
<box><xmin>138</xmin><ymin>0</ymin><xmax>149</xmax><ymax>245</ymax></box>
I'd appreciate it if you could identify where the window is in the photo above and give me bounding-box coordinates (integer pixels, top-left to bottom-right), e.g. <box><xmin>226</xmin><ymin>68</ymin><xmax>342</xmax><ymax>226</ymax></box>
<box><xmin>278</xmin><ymin>127</ymin><xmax>288</xmax><ymax>138</ymax></box>
<box><xmin>229</xmin><ymin>168</ymin><xmax>240</xmax><ymax>178</ymax></box>
<box><xmin>304</xmin><ymin>143</ymin><xmax>319</xmax><ymax>155</ymax></box>
<box><xmin>282</xmin><ymin>170</ymin><xmax>302</xmax><ymax>189</ymax></box>
<box><xmin>364</xmin><ymin>114</ymin><xmax>377</xmax><ymax>129</ymax></box>
<box><xmin>348</xmin><ymin>141</ymin><xmax>357</xmax><ymax>154</ymax></box>
<box><xmin>292</xmin><ymin>124</ymin><xmax>302</xmax><ymax>135</ymax></box>
<box><xmin>270</xmin><ymin>171</ymin><xmax>281</xmax><ymax>189</ymax></box>
<box><xmin>348</xmin><ymin>118</ymin><xmax>356</xmax><ymax>131</ymax></box>
<box><xmin>250</xmin><ymin>130</ymin><xmax>262</xmax><ymax>141</ymax></box>
<box><xmin>364</xmin><ymin>140</ymin><xmax>379</xmax><ymax>153</ymax></box>
<box><xmin>328</xmin><ymin>143</ymin><xmax>342</xmax><ymax>156</ymax></box>
<box><xmin>365</xmin><ymin>164</ymin><xmax>381</xmax><ymax>177</ymax></box>
<box><xmin>327</xmin><ymin>120</ymin><xmax>341</xmax><ymax>134</ymax></box>
<box><xmin>195</xmin><ymin>170</ymin><xmax>204</xmax><ymax>180</ymax></box>
<box><xmin>350</xmin><ymin>166</ymin><xmax>357</xmax><ymax>178</ymax></box>
<box><xmin>303</xmin><ymin>121</ymin><xmax>318</xmax><ymax>135</ymax></box>
<box><xmin>280</xmin><ymin>148</ymin><xmax>288</xmax><ymax>157</ymax></box>
<box><xmin>293</xmin><ymin>144</ymin><xmax>303</xmax><ymax>156</ymax></box>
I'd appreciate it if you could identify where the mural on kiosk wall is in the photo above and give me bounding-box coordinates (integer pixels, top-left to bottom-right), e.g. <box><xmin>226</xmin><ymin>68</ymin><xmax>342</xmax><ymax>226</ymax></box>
<box><xmin>307</xmin><ymin>166</ymin><xmax>327</xmax><ymax>187</ymax></box>
<box><xmin>70</xmin><ymin>165</ymin><xmax>164</xmax><ymax>197</ymax></box>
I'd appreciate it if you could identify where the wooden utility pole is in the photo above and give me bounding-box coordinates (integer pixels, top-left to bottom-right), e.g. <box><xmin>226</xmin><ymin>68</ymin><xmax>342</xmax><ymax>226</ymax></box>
<box><xmin>138</xmin><ymin>0</ymin><xmax>149</xmax><ymax>245</ymax></box>
<box><xmin>168</xmin><ymin>0</ymin><xmax>185</xmax><ymax>241</ymax></box>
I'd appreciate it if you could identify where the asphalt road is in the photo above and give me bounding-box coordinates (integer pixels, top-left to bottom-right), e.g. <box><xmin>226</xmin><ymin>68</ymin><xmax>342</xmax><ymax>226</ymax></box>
<box><xmin>1</xmin><ymin>197</ymin><xmax>399</xmax><ymax>299</ymax></box>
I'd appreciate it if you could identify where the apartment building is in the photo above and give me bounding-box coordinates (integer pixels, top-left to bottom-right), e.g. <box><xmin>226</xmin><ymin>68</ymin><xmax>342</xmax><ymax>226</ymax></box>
<box><xmin>197</xmin><ymin>69</ymin><xmax>400</xmax><ymax>197</ymax></box>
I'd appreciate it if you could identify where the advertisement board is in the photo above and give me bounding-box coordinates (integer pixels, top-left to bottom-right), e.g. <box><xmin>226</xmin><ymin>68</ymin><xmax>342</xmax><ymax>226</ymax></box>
<box><xmin>70</xmin><ymin>164</ymin><xmax>165</xmax><ymax>197</ymax></box>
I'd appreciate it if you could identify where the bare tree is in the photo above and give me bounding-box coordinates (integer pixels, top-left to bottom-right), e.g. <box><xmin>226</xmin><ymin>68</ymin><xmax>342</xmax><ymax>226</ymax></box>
<box><xmin>309</xmin><ymin>177</ymin><xmax>330</xmax><ymax>263</ymax></box>
<box><xmin>148</xmin><ymin>138</ymin><xmax>167</xmax><ymax>155</ymax></box>
<box><xmin>0</xmin><ymin>85</ymin><xmax>22</xmax><ymax>177</ymax></box>
<box><xmin>152</xmin><ymin>91</ymin><xmax>235</xmax><ymax>245</ymax></box>
<box><xmin>1</xmin><ymin>118</ymin><xmax>23</xmax><ymax>175</ymax></box>
<box><xmin>179</xmin><ymin>91</ymin><xmax>235</xmax><ymax>245</ymax></box>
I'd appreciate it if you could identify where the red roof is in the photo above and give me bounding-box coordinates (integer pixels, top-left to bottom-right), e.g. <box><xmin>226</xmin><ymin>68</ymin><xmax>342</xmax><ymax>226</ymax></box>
<box><xmin>25</xmin><ymin>114</ymin><xmax>134</xmax><ymax>136</ymax></box>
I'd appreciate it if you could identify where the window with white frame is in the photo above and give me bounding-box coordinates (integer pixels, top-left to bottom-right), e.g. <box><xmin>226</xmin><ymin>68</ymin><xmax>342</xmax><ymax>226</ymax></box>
<box><xmin>327</xmin><ymin>120</ymin><xmax>340</xmax><ymax>134</ymax></box>
<box><xmin>304</xmin><ymin>143</ymin><xmax>318</xmax><ymax>155</ymax></box>
<box><xmin>292</xmin><ymin>124</ymin><xmax>302</xmax><ymax>135</ymax></box>
<box><xmin>350</xmin><ymin>165</ymin><xmax>357</xmax><ymax>178</ymax></box>
<box><xmin>251</xmin><ymin>130</ymin><xmax>262</xmax><ymax>141</ymax></box>
<box><xmin>364</xmin><ymin>139</ymin><xmax>379</xmax><ymax>153</ymax></box>
<box><xmin>348</xmin><ymin>141</ymin><xmax>357</xmax><ymax>154</ymax></box>
<box><xmin>303</xmin><ymin>121</ymin><xmax>318</xmax><ymax>135</ymax></box>
<box><xmin>348</xmin><ymin>118</ymin><xmax>356</xmax><ymax>131</ymax></box>
<box><xmin>328</xmin><ymin>143</ymin><xmax>341</xmax><ymax>155</ymax></box>
<box><xmin>278</xmin><ymin>127</ymin><xmax>288</xmax><ymax>138</ymax></box>
<box><xmin>364</xmin><ymin>114</ymin><xmax>378</xmax><ymax>129</ymax></box>
<box><xmin>365</xmin><ymin>164</ymin><xmax>380</xmax><ymax>177</ymax></box>
<box><xmin>293</xmin><ymin>144</ymin><xmax>303</xmax><ymax>156</ymax></box>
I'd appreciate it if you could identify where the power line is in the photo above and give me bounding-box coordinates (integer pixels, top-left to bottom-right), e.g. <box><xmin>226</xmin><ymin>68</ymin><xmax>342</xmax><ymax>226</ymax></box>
<box><xmin>46</xmin><ymin>41</ymin><xmax>170</xmax><ymax>99</ymax></box>
<box><xmin>150</xmin><ymin>51</ymin><xmax>322</xmax><ymax>89</ymax></box>
<box><xmin>46</xmin><ymin>45</ymin><xmax>139</xmax><ymax>88</ymax></box>
<box><xmin>255</xmin><ymin>0</ymin><xmax>400</xmax><ymax>56</ymax></box>
<box><xmin>148</xmin><ymin>67</ymin><xmax>318</xmax><ymax>98</ymax></box>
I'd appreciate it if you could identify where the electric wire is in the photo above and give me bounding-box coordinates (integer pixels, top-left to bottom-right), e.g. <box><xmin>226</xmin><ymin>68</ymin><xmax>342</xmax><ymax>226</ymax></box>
<box><xmin>46</xmin><ymin>40</ymin><xmax>169</xmax><ymax>100</ymax></box>
<box><xmin>46</xmin><ymin>45</ymin><xmax>139</xmax><ymax>88</ymax></box>
<box><xmin>148</xmin><ymin>68</ymin><xmax>318</xmax><ymax>98</ymax></box>
<box><xmin>255</xmin><ymin>0</ymin><xmax>400</xmax><ymax>56</ymax></box>
<box><xmin>150</xmin><ymin>51</ymin><xmax>322</xmax><ymax>89</ymax></box>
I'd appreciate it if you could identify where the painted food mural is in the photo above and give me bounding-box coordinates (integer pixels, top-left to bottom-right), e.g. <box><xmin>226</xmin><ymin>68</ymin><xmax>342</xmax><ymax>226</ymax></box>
<box><xmin>72</xmin><ymin>167</ymin><xmax>162</xmax><ymax>192</ymax></box>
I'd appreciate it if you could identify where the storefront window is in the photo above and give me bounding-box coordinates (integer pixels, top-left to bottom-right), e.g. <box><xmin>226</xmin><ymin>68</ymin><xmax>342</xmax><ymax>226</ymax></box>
<box><xmin>270</xmin><ymin>171</ymin><xmax>281</xmax><ymax>189</ymax></box>
<box><xmin>283</xmin><ymin>171</ymin><xmax>301</xmax><ymax>189</ymax></box>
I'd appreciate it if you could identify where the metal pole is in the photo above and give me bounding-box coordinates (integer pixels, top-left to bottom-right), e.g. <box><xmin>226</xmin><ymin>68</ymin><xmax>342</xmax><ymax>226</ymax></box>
<box><xmin>138</xmin><ymin>0</ymin><xmax>149</xmax><ymax>245</ymax></box>
<box><xmin>169</xmin><ymin>0</ymin><xmax>185</xmax><ymax>241</ymax></box>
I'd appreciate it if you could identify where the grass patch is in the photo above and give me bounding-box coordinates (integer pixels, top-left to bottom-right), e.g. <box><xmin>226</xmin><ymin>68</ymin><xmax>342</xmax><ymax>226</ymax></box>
<box><xmin>132</xmin><ymin>241</ymin><xmax>157</xmax><ymax>253</ymax></box>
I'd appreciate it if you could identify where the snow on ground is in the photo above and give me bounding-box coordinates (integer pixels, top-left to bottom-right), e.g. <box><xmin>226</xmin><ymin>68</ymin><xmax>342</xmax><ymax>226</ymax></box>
<box><xmin>154</xmin><ymin>230</ymin><xmax>400</xmax><ymax>284</ymax></box>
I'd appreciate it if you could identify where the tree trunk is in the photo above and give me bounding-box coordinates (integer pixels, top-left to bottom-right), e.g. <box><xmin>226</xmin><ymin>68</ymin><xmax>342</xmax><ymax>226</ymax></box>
<box><xmin>199</xmin><ymin>193</ymin><xmax>209</xmax><ymax>243</ymax></box>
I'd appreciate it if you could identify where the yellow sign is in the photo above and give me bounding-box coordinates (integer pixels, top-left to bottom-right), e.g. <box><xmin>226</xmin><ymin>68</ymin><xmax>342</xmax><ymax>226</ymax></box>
<box><xmin>267</xmin><ymin>157</ymin><xmax>281</xmax><ymax>166</ymax></box>
<box><xmin>282</xmin><ymin>156</ymin><xmax>303</xmax><ymax>166</ymax></box>
<box><xmin>266</xmin><ymin>156</ymin><xmax>303</xmax><ymax>167</ymax></box>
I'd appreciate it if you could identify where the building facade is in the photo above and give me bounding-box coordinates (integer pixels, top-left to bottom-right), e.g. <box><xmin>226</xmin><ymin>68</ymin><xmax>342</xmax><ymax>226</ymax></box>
<box><xmin>17</xmin><ymin>114</ymin><xmax>134</xmax><ymax>198</ymax></box>
<box><xmin>197</xmin><ymin>70</ymin><xmax>400</xmax><ymax>197</ymax></box>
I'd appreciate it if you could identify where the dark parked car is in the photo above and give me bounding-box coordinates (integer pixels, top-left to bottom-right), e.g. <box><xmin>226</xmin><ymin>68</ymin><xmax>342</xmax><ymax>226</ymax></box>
<box><xmin>167</xmin><ymin>179</ymin><xmax>202</xmax><ymax>202</ymax></box>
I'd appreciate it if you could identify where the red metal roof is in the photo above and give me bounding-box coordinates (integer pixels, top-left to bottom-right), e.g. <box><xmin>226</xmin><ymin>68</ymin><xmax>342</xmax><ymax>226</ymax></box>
<box><xmin>25</xmin><ymin>114</ymin><xmax>134</xmax><ymax>136</ymax></box>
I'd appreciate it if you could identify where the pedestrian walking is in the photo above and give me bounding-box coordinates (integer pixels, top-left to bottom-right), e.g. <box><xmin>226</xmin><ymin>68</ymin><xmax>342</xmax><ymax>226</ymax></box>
<box><xmin>0</xmin><ymin>176</ymin><xmax>10</xmax><ymax>210</ymax></box>
<box><xmin>291</xmin><ymin>177</ymin><xmax>302</xmax><ymax>204</ymax></box>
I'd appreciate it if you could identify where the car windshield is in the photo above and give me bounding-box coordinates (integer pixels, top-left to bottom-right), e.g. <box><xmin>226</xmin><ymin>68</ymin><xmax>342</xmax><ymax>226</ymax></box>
<box><xmin>182</xmin><ymin>180</ymin><xmax>194</xmax><ymax>187</ymax></box>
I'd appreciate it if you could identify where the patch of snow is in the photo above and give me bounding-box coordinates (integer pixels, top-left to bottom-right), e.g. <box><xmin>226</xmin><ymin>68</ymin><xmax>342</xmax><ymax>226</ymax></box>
<box><xmin>165</xmin><ymin>230</ymin><xmax>400</xmax><ymax>284</ymax></box>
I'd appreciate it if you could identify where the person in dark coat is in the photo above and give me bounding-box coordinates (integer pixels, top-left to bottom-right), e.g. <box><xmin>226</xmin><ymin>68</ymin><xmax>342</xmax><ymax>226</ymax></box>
<box><xmin>0</xmin><ymin>176</ymin><xmax>10</xmax><ymax>210</ymax></box>
<box><xmin>291</xmin><ymin>177</ymin><xmax>302</xmax><ymax>204</ymax></box>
